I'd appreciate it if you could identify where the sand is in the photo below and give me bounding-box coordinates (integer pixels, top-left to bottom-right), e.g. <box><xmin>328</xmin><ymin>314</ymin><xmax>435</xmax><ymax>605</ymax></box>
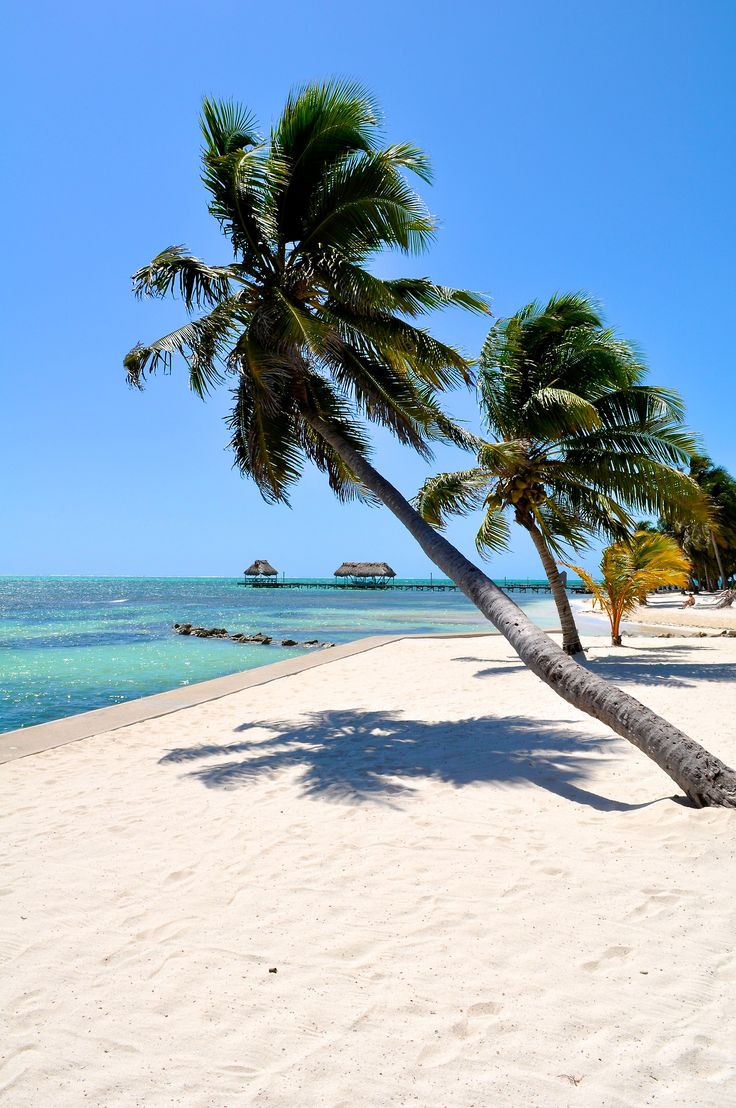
<box><xmin>2</xmin><ymin>633</ymin><xmax>736</xmax><ymax>1106</ymax></box>
<box><xmin>575</xmin><ymin>590</ymin><xmax>736</xmax><ymax>634</ymax></box>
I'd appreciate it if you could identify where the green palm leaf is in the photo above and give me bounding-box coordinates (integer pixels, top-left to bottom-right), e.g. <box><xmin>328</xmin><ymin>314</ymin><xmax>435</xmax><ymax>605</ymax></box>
<box><xmin>131</xmin><ymin>246</ymin><xmax>240</xmax><ymax>310</ymax></box>
<box><xmin>414</xmin><ymin>468</ymin><xmax>490</xmax><ymax>527</ymax></box>
<box><xmin>200</xmin><ymin>98</ymin><xmax>261</xmax><ymax>155</ymax></box>
<box><xmin>475</xmin><ymin>506</ymin><xmax>511</xmax><ymax>556</ymax></box>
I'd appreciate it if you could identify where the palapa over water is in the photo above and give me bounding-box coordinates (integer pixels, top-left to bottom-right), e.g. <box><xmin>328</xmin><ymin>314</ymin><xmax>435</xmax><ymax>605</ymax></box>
<box><xmin>244</xmin><ymin>559</ymin><xmax>278</xmax><ymax>577</ymax></box>
<box><xmin>333</xmin><ymin>561</ymin><xmax>396</xmax><ymax>580</ymax></box>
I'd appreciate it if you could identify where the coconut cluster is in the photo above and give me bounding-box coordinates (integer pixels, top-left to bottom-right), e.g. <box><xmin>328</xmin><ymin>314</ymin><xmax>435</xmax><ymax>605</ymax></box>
<box><xmin>491</xmin><ymin>474</ymin><xmax>547</xmax><ymax>508</ymax></box>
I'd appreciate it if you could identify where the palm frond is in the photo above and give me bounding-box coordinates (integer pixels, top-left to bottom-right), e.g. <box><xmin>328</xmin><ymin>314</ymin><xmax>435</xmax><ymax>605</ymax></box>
<box><xmin>200</xmin><ymin>98</ymin><xmax>261</xmax><ymax>155</ymax></box>
<box><xmin>475</xmin><ymin>440</ymin><xmax>528</xmax><ymax>473</ymax></box>
<box><xmin>411</xmin><ymin>385</ymin><xmax>482</xmax><ymax>451</ymax></box>
<box><xmin>533</xmin><ymin>488</ymin><xmax>632</xmax><ymax>555</ymax></box>
<box><xmin>561</xmin><ymin>423</ymin><xmax>696</xmax><ymax>468</ymax></box>
<box><xmin>131</xmin><ymin>246</ymin><xmax>239</xmax><ymax>309</ymax></box>
<box><xmin>475</xmin><ymin>505</ymin><xmax>511</xmax><ymax>557</ymax></box>
<box><xmin>124</xmin><ymin>298</ymin><xmax>242</xmax><ymax>396</ymax></box>
<box><xmin>595</xmin><ymin>384</ymin><xmax>686</xmax><ymax>427</ymax></box>
<box><xmin>548</xmin><ymin>455</ymin><xmax>711</xmax><ymax>523</ymax></box>
<box><xmin>522</xmin><ymin>386</ymin><xmax>601</xmax><ymax>436</ymax></box>
<box><xmin>227</xmin><ymin>357</ymin><xmax>302</xmax><ymax>503</ymax></box>
<box><xmin>298</xmin><ymin>370</ymin><xmax>376</xmax><ymax>502</ymax></box>
<box><xmin>321</xmin><ymin>304</ymin><xmax>473</xmax><ymax>389</ymax></box>
<box><xmin>201</xmin><ymin>140</ymin><xmax>283</xmax><ymax>272</ymax></box>
<box><xmin>414</xmin><ymin>468</ymin><xmax>490</xmax><ymax>527</ymax></box>
<box><xmin>324</xmin><ymin>339</ymin><xmax>437</xmax><ymax>455</ymax></box>
<box><xmin>311</xmin><ymin>254</ymin><xmax>488</xmax><ymax>318</ymax></box>
<box><xmin>298</xmin><ymin>148</ymin><xmax>436</xmax><ymax>256</ymax></box>
<box><xmin>273</xmin><ymin>79</ymin><xmax>380</xmax><ymax>243</ymax></box>
<box><xmin>381</xmin><ymin>142</ymin><xmax>433</xmax><ymax>183</ymax></box>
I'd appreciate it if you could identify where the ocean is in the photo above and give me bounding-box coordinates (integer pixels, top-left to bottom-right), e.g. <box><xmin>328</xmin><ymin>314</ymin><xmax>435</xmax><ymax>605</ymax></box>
<box><xmin>0</xmin><ymin>576</ymin><xmax>576</xmax><ymax>733</ymax></box>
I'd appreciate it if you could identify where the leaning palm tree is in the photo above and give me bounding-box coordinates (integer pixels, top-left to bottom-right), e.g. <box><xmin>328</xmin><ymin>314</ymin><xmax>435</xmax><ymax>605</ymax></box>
<box><xmin>565</xmin><ymin>532</ymin><xmax>691</xmax><ymax>645</ymax></box>
<box><xmin>125</xmin><ymin>81</ymin><xmax>736</xmax><ymax>807</ymax></box>
<box><xmin>415</xmin><ymin>295</ymin><xmax>709</xmax><ymax>655</ymax></box>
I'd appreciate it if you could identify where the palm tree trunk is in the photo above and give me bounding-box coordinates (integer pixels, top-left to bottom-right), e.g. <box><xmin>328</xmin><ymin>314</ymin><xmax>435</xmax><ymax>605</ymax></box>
<box><xmin>519</xmin><ymin>514</ymin><xmax>584</xmax><ymax>656</ymax></box>
<box><xmin>711</xmin><ymin>531</ymin><xmax>726</xmax><ymax>591</ymax></box>
<box><xmin>307</xmin><ymin>414</ymin><xmax>736</xmax><ymax>808</ymax></box>
<box><xmin>611</xmin><ymin>609</ymin><xmax>622</xmax><ymax>647</ymax></box>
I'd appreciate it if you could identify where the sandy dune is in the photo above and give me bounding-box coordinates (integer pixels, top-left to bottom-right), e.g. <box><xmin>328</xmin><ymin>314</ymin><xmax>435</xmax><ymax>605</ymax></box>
<box><xmin>2</xmin><ymin>634</ymin><xmax>736</xmax><ymax>1106</ymax></box>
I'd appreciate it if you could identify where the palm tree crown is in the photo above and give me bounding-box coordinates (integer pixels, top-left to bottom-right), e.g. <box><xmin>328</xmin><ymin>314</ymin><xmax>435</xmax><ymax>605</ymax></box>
<box><xmin>417</xmin><ymin>292</ymin><xmax>706</xmax><ymax>557</ymax></box>
<box><xmin>125</xmin><ymin>81</ymin><xmax>487</xmax><ymax>503</ymax></box>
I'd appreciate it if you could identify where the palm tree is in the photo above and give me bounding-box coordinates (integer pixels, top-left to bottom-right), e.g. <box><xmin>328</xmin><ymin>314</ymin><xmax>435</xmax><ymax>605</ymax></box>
<box><xmin>565</xmin><ymin>532</ymin><xmax>691</xmax><ymax>645</ymax></box>
<box><xmin>662</xmin><ymin>455</ymin><xmax>736</xmax><ymax>591</ymax></box>
<box><xmin>125</xmin><ymin>81</ymin><xmax>736</xmax><ymax>807</ymax></box>
<box><xmin>415</xmin><ymin>295</ymin><xmax>709</xmax><ymax>655</ymax></box>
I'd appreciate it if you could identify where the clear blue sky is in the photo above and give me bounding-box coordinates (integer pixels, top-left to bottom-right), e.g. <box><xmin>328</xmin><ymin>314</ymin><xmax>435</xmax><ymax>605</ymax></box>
<box><xmin>3</xmin><ymin>0</ymin><xmax>734</xmax><ymax>577</ymax></box>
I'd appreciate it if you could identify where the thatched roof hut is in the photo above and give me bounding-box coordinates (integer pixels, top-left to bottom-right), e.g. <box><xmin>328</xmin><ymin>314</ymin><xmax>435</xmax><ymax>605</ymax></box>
<box><xmin>334</xmin><ymin>561</ymin><xmax>396</xmax><ymax>580</ymax></box>
<box><xmin>244</xmin><ymin>559</ymin><xmax>278</xmax><ymax>577</ymax></box>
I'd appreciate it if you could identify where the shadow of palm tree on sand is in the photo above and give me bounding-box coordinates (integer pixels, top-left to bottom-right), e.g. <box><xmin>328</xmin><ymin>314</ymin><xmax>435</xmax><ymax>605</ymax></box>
<box><xmin>454</xmin><ymin>643</ymin><xmax>736</xmax><ymax>690</ymax></box>
<box><xmin>159</xmin><ymin>709</ymin><xmax>671</xmax><ymax>812</ymax></box>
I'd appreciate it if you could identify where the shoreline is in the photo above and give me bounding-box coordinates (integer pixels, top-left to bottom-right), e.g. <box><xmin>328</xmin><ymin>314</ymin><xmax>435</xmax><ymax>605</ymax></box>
<box><xmin>5</xmin><ymin>586</ymin><xmax>733</xmax><ymax>747</ymax></box>
<box><xmin>0</xmin><ymin>576</ymin><xmax>513</xmax><ymax>735</ymax></box>
<box><xmin>0</xmin><ymin>634</ymin><xmax>400</xmax><ymax>763</ymax></box>
<box><xmin>6</xmin><ymin>585</ymin><xmax>733</xmax><ymax>752</ymax></box>
<box><xmin>571</xmin><ymin>591</ymin><xmax>736</xmax><ymax>636</ymax></box>
<box><xmin>0</xmin><ymin>630</ymin><xmax>513</xmax><ymax>763</ymax></box>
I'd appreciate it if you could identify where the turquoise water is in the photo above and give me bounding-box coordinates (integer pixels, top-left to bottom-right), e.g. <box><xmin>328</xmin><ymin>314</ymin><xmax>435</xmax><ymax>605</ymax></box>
<box><xmin>0</xmin><ymin>576</ymin><xmax>567</xmax><ymax>733</ymax></box>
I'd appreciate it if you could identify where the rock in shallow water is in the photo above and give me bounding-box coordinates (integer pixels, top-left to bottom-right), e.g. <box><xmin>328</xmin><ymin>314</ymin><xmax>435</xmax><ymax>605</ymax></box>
<box><xmin>172</xmin><ymin>625</ymin><xmax>333</xmax><ymax>649</ymax></box>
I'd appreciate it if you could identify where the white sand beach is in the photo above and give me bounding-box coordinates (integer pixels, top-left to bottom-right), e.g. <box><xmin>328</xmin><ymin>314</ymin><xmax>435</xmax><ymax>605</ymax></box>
<box><xmin>575</xmin><ymin>590</ymin><xmax>736</xmax><ymax>635</ymax></box>
<box><xmin>2</xmin><ymin>634</ymin><xmax>736</xmax><ymax>1106</ymax></box>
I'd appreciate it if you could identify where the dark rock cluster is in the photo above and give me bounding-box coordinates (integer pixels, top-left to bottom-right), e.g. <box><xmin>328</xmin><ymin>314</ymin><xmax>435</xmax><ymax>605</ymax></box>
<box><xmin>173</xmin><ymin>624</ymin><xmax>334</xmax><ymax>649</ymax></box>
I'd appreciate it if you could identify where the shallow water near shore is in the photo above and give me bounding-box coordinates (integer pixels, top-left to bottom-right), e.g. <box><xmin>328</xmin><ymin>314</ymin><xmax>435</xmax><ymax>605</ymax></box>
<box><xmin>0</xmin><ymin>576</ymin><xmax>595</xmax><ymax>732</ymax></box>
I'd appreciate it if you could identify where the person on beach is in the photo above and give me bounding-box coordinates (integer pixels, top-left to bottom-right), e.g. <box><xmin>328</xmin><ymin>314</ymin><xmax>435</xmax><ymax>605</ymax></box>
<box><xmin>681</xmin><ymin>593</ymin><xmax>695</xmax><ymax>609</ymax></box>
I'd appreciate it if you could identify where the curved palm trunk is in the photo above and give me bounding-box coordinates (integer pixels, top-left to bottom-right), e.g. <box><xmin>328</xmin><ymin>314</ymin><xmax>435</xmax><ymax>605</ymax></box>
<box><xmin>307</xmin><ymin>414</ymin><xmax>736</xmax><ymax>808</ymax></box>
<box><xmin>519</xmin><ymin>514</ymin><xmax>584</xmax><ymax>656</ymax></box>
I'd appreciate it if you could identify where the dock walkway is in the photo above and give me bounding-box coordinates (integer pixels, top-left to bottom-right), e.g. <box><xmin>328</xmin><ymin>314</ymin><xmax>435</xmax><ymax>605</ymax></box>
<box><xmin>238</xmin><ymin>580</ymin><xmax>590</xmax><ymax>595</ymax></box>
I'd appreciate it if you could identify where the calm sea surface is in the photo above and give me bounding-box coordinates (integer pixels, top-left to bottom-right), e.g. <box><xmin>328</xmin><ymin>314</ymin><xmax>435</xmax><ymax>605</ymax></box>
<box><xmin>0</xmin><ymin>576</ymin><xmax>575</xmax><ymax>733</ymax></box>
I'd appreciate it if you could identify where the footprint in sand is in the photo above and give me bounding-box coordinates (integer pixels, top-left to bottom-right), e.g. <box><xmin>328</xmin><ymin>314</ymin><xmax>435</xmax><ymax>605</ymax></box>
<box><xmin>582</xmin><ymin>946</ymin><xmax>632</xmax><ymax>972</ymax></box>
<box><xmin>419</xmin><ymin>1001</ymin><xmax>503</xmax><ymax>1066</ymax></box>
<box><xmin>467</xmin><ymin>1000</ymin><xmax>503</xmax><ymax>1017</ymax></box>
<box><xmin>628</xmin><ymin>889</ymin><xmax>688</xmax><ymax>919</ymax></box>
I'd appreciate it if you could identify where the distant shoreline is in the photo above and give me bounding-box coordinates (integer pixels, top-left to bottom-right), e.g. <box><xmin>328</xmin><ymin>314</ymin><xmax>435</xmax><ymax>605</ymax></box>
<box><xmin>571</xmin><ymin>592</ymin><xmax>736</xmax><ymax>635</ymax></box>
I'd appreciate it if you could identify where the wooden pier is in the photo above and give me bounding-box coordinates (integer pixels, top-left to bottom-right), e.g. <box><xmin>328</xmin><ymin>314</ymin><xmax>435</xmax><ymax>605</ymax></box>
<box><xmin>238</xmin><ymin>579</ymin><xmax>590</xmax><ymax>595</ymax></box>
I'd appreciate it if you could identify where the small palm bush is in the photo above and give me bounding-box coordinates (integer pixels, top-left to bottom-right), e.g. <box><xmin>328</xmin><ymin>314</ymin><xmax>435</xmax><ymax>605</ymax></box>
<box><xmin>565</xmin><ymin>531</ymin><xmax>691</xmax><ymax>645</ymax></box>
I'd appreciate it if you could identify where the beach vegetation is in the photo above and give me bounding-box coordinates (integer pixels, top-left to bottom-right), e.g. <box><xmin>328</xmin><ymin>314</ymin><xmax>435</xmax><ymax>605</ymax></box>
<box><xmin>564</xmin><ymin>531</ymin><xmax>691</xmax><ymax>645</ymax></box>
<box><xmin>660</xmin><ymin>454</ymin><xmax>736</xmax><ymax>592</ymax></box>
<box><xmin>415</xmin><ymin>294</ymin><xmax>709</xmax><ymax>655</ymax></box>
